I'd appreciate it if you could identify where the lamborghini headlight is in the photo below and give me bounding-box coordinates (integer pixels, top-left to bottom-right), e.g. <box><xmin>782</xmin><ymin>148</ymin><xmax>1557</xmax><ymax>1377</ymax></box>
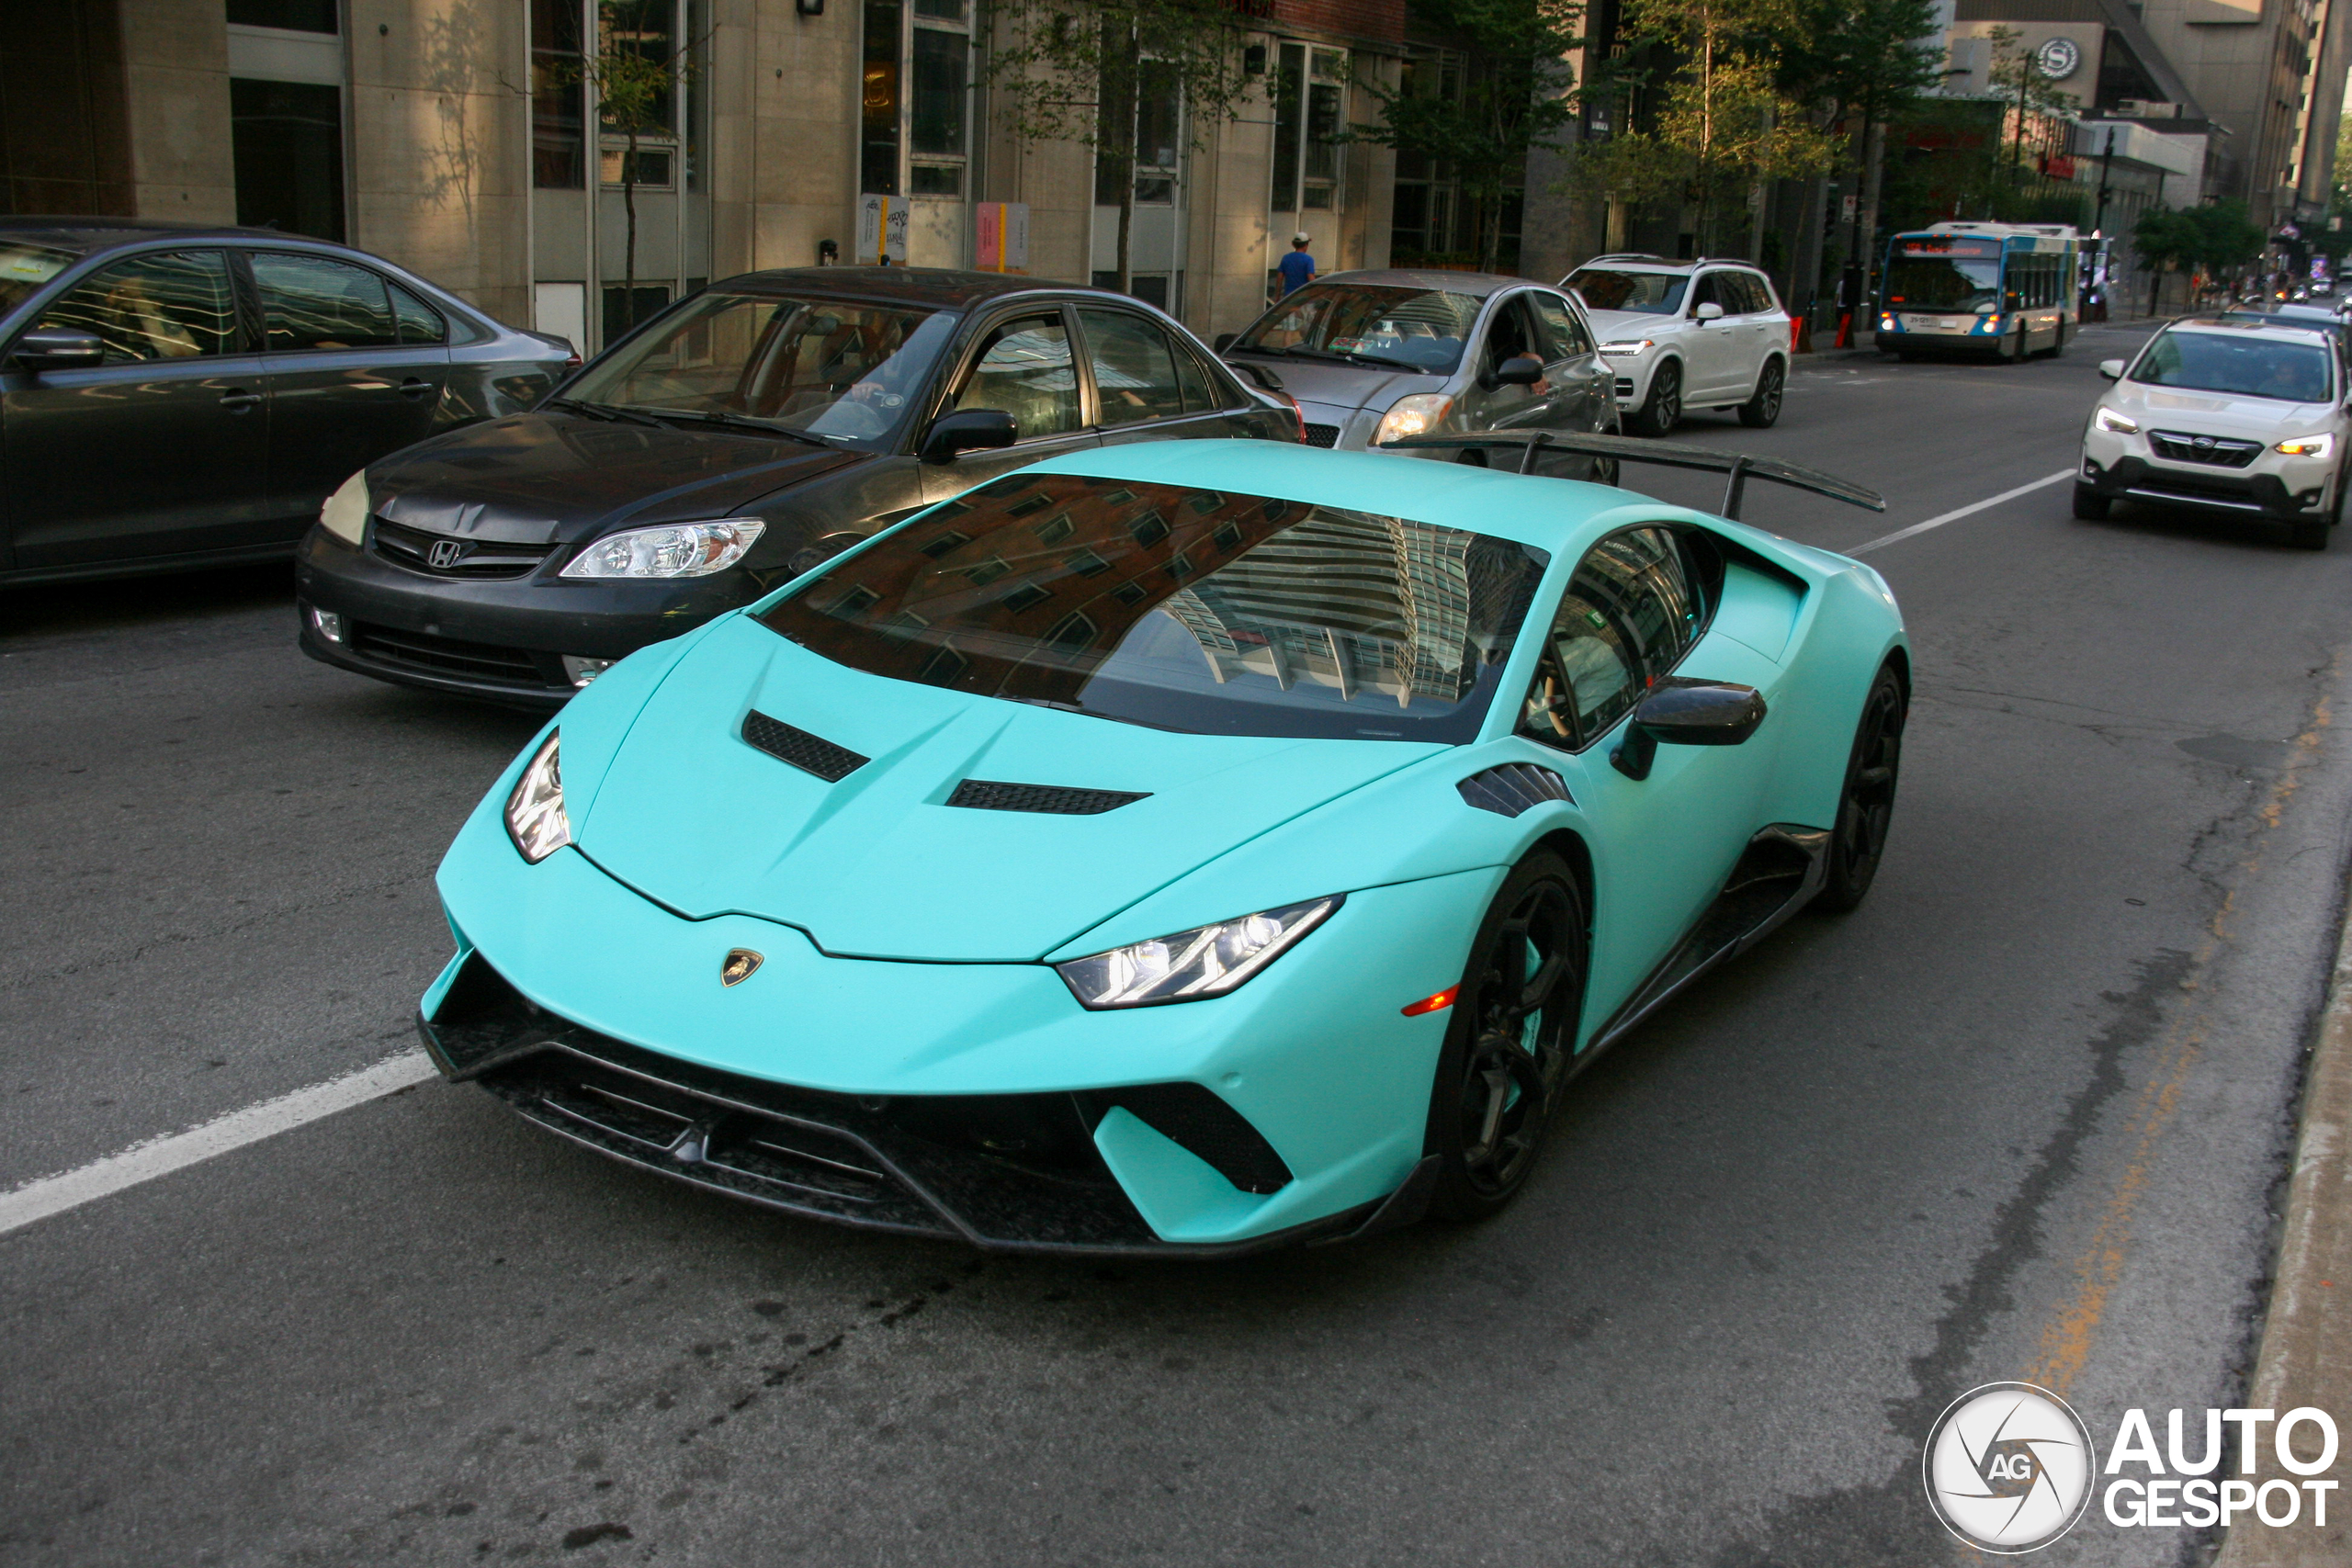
<box><xmin>2276</xmin><ymin>434</ymin><xmax>2335</xmax><ymax>457</ymax></box>
<box><xmin>1374</xmin><ymin>395</ymin><xmax>1453</xmax><ymax>446</ymax></box>
<box><xmin>2094</xmin><ymin>407</ymin><xmax>2140</xmax><ymax>434</ymax></box>
<box><xmin>560</xmin><ymin>518</ymin><xmax>765</xmax><ymax>579</ymax></box>
<box><xmin>504</xmin><ymin>731</ymin><xmax>571</xmax><ymax>863</ymax></box>
<box><xmin>1056</xmin><ymin>896</ymin><xmax>1342</xmax><ymax>1009</ymax></box>
<box><xmin>320</xmin><ymin>470</ymin><xmax>368</xmax><ymax>545</ymax></box>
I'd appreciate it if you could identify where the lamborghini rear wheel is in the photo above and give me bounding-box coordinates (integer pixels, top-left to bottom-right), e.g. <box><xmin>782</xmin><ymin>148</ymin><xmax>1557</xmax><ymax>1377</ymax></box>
<box><xmin>1425</xmin><ymin>852</ymin><xmax>1589</xmax><ymax>1222</ymax></box>
<box><xmin>1814</xmin><ymin>665</ymin><xmax>1907</xmax><ymax>914</ymax></box>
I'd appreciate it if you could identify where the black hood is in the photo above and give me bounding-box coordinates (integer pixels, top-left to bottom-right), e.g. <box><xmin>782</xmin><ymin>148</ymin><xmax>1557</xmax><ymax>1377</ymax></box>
<box><xmin>367</xmin><ymin>411</ymin><xmax>868</xmax><ymax>545</ymax></box>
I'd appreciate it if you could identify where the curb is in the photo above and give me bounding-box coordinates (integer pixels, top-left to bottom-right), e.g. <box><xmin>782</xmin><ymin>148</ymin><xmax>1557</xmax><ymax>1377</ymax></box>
<box><xmin>2211</xmin><ymin>882</ymin><xmax>2352</xmax><ymax>1566</ymax></box>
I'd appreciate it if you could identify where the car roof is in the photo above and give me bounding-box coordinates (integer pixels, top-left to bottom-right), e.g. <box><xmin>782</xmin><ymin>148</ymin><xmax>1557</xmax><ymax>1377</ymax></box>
<box><xmin>1568</xmin><ymin>255</ymin><xmax>1759</xmax><ymax>276</ymax></box>
<box><xmin>0</xmin><ymin>217</ymin><xmax>308</xmax><ymax>254</ymax></box>
<box><xmin>1300</xmin><ymin>269</ymin><xmax>1537</xmax><ymax>298</ymax></box>
<box><xmin>711</xmin><ymin>265</ymin><xmax>1180</xmax><ymax>310</ymax></box>
<box><xmin>2171</xmin><ymin>316</ymin><xmax>2335</xmax><ymax>345</ymax></box>
<box><xmin>997</xmin><ymin>437</ymin><xmax>1708</xmax><ymax>560</ymax></box>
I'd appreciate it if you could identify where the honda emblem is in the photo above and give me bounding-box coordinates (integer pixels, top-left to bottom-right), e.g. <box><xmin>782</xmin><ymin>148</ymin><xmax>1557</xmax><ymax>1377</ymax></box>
<box><xmin>427</xmin><ymin>538</ymin><xmax>468</xmax><ymax>570</ymax></box>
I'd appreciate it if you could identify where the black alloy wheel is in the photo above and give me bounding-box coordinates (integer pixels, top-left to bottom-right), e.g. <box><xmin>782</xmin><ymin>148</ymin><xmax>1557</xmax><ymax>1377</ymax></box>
<box><xmin>1815</xmin><ymin>664</ymin><xmax>1907</xmax><ymax>913</ymax></box>
<box><xmin>1737</xmin><ymin>358</ymin><xmax>1785</xmax><ymax>427</ymax></box>
<box><xmin>1632</xmin><ymin>359</ymin><xmax>1682</xmax><ymax>435</ymax></box>
<box><xmin>1425</xmin><ymin>852</ymin><xmax>1589</xmax><ymax>1221</ymax></box>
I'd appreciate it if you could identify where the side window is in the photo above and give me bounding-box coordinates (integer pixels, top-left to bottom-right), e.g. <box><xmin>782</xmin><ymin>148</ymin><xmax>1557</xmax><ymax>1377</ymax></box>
<box><xmin>1482</xmin><ymin>296</ymin><xmax>1541</xmax><ymax>371</ymax></box>
<box><xmin>1743</xmin><ymin>273</ymin><xmax>1781</xmax><ymax>315</ymax></box>
<box><xmin>1730</xmin><ymin>274</ymin><xmax>1769</xmax><ymax>315</ymax></box>
<box><xmin>1517</xmin><ymin>526</ymin><xmax>1702</xmax><ymax>749</ymax></box>
<box><xmin>35</xmin><ymin>250</ymin><xmax>238</xmax><ymax>363</ymax></box>
<box><xmin>950</xmin><ymin>313</ymin><xmax>1080</xmax><ymax>439</ymax></box>
<box><xmin>1172</xmin><ymin>343</ymin><xmax>1227</xmax><ymax>413</ymax></box>
<box><xmin>1532</xmin><ymin>292</ymin><xmax>1592</xmax><ymax>358</ymax></box>
<box><xmin>250</xmin><ymin>252</ymin><xmax>400</xmax><ymax>351</ymax></box>
<box><xmin>1078</xmin><ymin>309</ymin><xmax>1186</xmax><ymax>426</ymax></box>
<box><xmin>390</xmin><ymin>282</ymin><xmax>447</xmax><ymax>344</ymax></box>
<box><xmin>1689</xmin><ymin>272</ymin><xmax>1722</xmax><ymax>315</ymax></box>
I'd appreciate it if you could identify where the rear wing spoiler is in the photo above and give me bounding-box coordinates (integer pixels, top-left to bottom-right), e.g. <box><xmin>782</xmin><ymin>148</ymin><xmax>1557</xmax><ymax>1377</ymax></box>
<box><xmin>1379</xmin><ymin>431</ymin><xmax>1885</xmax><ymax>523</ymax></box>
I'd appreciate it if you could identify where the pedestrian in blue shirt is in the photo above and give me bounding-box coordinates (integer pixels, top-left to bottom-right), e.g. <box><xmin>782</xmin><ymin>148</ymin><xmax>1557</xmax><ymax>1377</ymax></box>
<box><xmin>1277</xmin><ymin>233</ymin><xmax>1317</xmax><ymax>296</ymax></box>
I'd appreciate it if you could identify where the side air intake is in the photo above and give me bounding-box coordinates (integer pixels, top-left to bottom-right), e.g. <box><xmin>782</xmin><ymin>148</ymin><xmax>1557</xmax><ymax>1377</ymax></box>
<box><xmin>741</xmin><ymin>711</ymin><xmax>868</xmax><ymax>782</ymax></box>
<box><xmin>945</xmin><ymin>780</ymin><xmax>1150</xmax><ymax>815</ymax></box>
<box><xmin>1456</xmin><ymin>763</ymin><xmax>1573</xmax><ymax>818</ymax></box>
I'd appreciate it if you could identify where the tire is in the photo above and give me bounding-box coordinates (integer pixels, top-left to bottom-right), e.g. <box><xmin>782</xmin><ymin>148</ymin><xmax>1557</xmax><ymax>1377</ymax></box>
<box><xmin>1737</xmin><ymin>358</ymin><xmax>1785</xmax><ymax>427</ymax></box>
<box><xmin>1813</xmin><ymin>665</ymin><xmax>1906</xmax><ymax>915</ymax></box>
<box><xmin>1628</xmin><ymin>358</ymin><xmax>1682</xmax><ymax>435</ymax></box>
<box><xmin>1424</xmin><ymin>852</ymin><xmax>1589</xmax><ymax>1223</ymax></box>
<box><xmin>2072</xmin><ymin>484</ymin><xmax>2111</xmax><ymax>521</ymax></box>
<box><xmin>2290</xmin><ymin>514</ymin><xmax>2331</xmax><ymax>550</ymax></box>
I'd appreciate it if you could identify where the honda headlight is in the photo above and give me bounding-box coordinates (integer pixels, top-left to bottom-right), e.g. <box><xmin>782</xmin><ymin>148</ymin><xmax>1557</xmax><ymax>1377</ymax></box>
<box><xmin>560</xmin><ymin>518</ymin><xmax>765</xmax><ymax>579</ymax></box>
<box><xmin>504</xmin><ymin>731</ymin><xmax>571</xmax><ymax>863</ymax></box>
<box><xmin>2277</xmin><ymin>434</ymin><xmax>2335</xmax><ymax>457</ymax></box>
<box><xmin>1057</xmin><ymin>896</ymin><xmax>1342</xmax><ymax>1009</ymax></box>
<box><xmin>2094</xmin><ymin>407</ymin><xmax>2140</xmax><ymax>434</ymax></box>
<box><xmin>1598</xmin><ymin>338</ymin><xmax>1653</xmax><ymax>356</ymax></box>
<box><xmin>320</xmin><ymin>470</ymin><xmax>368</xmax><ymax>545</ymax></box>
<box><xmin>1374</xmin><ymin>395</ymin><xmax>1453</xmax><ymax>446</ymax></box>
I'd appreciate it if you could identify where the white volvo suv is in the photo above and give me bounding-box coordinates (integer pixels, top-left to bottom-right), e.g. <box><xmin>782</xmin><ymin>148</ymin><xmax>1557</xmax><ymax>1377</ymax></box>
<box><xmin>2078</xmin><ymin>317</ymin><xmax>2349</xmax><ymax>550</ymax></box>
<box><xmin>1562</xmin><ymin>255</ymin><xmax>1792</xmax><ymax>435</ymax></box>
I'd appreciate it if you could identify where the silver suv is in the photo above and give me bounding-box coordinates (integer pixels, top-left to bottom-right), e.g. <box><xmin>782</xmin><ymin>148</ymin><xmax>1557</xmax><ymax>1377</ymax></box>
<box><xmin>1563</xmin><ymin>256</ymin><xmax>1792</xmax><ymax>435</ymax></box>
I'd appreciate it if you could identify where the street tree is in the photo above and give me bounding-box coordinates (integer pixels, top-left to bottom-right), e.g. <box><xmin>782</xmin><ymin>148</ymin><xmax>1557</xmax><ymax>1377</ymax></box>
<box><xmin>555</xmin><ymin>1</ymin><xmax>693</xmax><ymax>336</ymax></box>
<box><xmin>986</xmin><ymin>0</ymin><xmax>1253</xmax><ymax>293</ymax></box>
<box><xmin>1982</xmin><ymin>25</ymin><xmax>2080</xmax><ymax>186</ymax></box>
<box><xmin>1776</xmin><ymin>0</ymin><xmax>1944</xmax><ymax>296</ymax></box>
<box><xmin>1358</xmin><ymin>0</ymin><xmax>1588</xmax><ymax>274</ymax></box>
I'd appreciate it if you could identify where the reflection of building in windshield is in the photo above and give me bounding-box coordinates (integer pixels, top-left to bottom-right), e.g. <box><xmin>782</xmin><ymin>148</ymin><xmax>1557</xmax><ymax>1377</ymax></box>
<box><xmin>1160</xmin><ymin>512</ymin><xmax>1500</xmax><ymax>706</ymax></box>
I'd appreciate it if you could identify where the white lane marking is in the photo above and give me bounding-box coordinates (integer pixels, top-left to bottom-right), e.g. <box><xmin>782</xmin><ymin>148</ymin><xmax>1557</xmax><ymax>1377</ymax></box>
<box><xmin>1849</xmin><ymin>468</ymin><xmax>2075</xmax><ymax>556</ymax></box>
<box><xmin>0</xmin><ymin>1050</ymin><xmax>437</xmax><ymax>1238</ymax></box>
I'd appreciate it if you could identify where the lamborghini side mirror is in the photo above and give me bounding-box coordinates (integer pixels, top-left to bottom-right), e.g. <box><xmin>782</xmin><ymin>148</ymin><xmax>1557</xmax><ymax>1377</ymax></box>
<box><xmin>1611</xmin><ymin>678</ymin><xmax>1768</xmax><ymax>781</ymax></box>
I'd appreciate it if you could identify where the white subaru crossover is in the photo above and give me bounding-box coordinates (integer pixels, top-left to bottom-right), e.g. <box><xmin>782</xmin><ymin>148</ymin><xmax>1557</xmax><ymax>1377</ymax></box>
<box><xmin>1562</xmin><ymin>255</ymin><xmax>1792</xmax><ymax>435</ymax></box>
<box><xmin>2078</xmin><ymin>317</ymin><xmax>2349</xmax><ymax>549</ymax></box>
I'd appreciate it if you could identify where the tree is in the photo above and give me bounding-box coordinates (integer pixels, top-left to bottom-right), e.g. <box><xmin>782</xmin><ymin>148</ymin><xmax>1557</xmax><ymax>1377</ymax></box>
<box><xmin>1359</xmin><ymin>0</ymin><xmax>1587</xmax><ymax>274</ymax></box>
<box><xmin>987</xmin><ymin>0</ymin><xmax>1253</xmax><ymax>293</ymax></box>
<box><xmin>1566</xmin><ymin>0</ymin><xmax>1834</xmax><ymax>257</ymax></box>
<box><xmin>1981</xmin><ymin>26</ymin><xmax>2078</xmax><ymax>188</ymax></box>
<box><xmin>1776</xmin><ymin>0</ymin><xmax>1943</xmax><ymax>304</ymax></box>
<box><xmin>556</xmin><ymin>2</ymin><xmax>695</xmax><ymax>337</ymax></box>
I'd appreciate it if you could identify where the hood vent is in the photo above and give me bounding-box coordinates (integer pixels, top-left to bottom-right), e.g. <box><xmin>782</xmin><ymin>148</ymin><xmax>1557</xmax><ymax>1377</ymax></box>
<box><xmin>945</xmin><ymin>779</ymin><xmax>1151</xmax><ymax>815</ymax></box>
<box><xmin>741</xmin><ymin>711</ymin><xmax>868</xmax><ymax>783</ymax></box>
<box><xmin>1457</xmin><ymin>763</ymin><xmax>1572</xmax><ymax>818</ymax></box>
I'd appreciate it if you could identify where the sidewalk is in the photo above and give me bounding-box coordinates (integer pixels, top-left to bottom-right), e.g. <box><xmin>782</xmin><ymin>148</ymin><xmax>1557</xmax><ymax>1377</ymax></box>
<box><xmin>2212</xmin><ymin>888</ymin><xmax>2352</xmax><ymax>1566</ymax></box>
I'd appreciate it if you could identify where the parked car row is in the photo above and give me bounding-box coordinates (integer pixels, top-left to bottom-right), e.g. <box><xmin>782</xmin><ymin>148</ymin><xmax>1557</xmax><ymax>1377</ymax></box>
<box><xmin>2</xmin><ymin>219</ymin><xmax>1806</xmax><ymax>712</ymax></box>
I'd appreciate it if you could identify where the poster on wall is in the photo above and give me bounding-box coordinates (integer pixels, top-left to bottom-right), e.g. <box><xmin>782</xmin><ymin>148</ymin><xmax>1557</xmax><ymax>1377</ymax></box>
<box><xmin>975</xmin><ymin>203</ymin><xmax>1030</xmax><ymax>272</ymax></box>
<box><xmin>856</xmin><ymin>196</ymin><xmax>910</xmax><ymax>265</ymax></box>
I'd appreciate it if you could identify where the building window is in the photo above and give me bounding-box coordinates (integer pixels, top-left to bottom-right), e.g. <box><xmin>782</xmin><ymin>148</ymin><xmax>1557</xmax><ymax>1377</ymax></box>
<box><xmin>599</xmin><ymin>0</ymin><xmax>680</xmax><ymax>188</ymax></box>
<box><xmin>532</xmin><ymin>0</ymin><xmax>584</xmax><ymax>188</ymax></box>
<box><xmin>1096</xmin><ymin>58</ymin><xmax>1182</xmax><ymax>207</ymax></box>
<box><xmin>865</xmin><ymin>0</ymin><xmax>969</xmax><ymax>198</ymax></box>
<box><xmin>226</xmin><ymin>0</ymin><xmax>335</xmax><ymax>31</ymax></box>
<box><xmin>231</xmin><ymin>77</ymin><xmax>345</xmax><ymax>242</ymax></box>
<box><xmin>1268</xmin><ymin>42</ymin><xmax>1345</xmax><ymax>213</ymax></box>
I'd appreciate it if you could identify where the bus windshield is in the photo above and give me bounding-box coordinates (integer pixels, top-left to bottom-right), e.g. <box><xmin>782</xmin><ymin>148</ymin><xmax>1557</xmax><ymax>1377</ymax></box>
<box><xmin>1884</xmin><ymin>254</ymin><xmax>2002</xmax><ymax>313</ymax></box>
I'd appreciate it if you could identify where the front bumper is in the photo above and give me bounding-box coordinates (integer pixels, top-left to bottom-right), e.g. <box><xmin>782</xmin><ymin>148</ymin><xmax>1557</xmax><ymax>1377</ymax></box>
<box><xmin>294</xmin><ymin>525</ymin><xmax>766</xmax><ymax>706</ymax></box>
<box><xmin>2078</xmin><ymin>445</ymin><xmax>2332</xmax><ymax>522</ymax></box>
<box><xmin>1873</xmin><ymin>321</ymin><xmax>2011</xmax><ymax>357</ymax></box>
<box><xmin>426</xmin><ymin>780</ymin><xmax>1493</xmax><ymax>1250</ymax></box>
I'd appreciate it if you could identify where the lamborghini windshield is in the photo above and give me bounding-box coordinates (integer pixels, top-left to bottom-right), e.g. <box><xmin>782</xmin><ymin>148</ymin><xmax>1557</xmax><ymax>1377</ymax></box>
<box><xmin>759</xmin><ymin>473</ymin><xmax>1552</xmax><ymax>742</ymax></box>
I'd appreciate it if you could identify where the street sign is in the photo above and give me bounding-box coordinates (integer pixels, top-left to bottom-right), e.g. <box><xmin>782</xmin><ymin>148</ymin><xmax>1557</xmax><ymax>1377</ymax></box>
<box><xmin>856</xmin><ymin>195</ymin><xmax>909</xmax><ymax>265</ymax></box>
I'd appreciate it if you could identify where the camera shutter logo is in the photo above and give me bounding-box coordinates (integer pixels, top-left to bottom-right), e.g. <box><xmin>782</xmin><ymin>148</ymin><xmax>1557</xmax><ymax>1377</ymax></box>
<box><xmin>1923</xmin><ymin>1382</ymin><xmax>2098</xmax><ymax>1552</ymax></box>
<box><xmin>428</xmin><ymin>538</ymin><xmax>469</xmax><ymax>570</ymax></box>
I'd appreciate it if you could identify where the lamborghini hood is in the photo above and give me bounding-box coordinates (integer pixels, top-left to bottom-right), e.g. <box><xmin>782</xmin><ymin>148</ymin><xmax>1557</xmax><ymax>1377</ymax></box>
<box><xmin>573</xmin><ymin>615</ymin><xmax>1442</xmax><ymax>961</ymax></box>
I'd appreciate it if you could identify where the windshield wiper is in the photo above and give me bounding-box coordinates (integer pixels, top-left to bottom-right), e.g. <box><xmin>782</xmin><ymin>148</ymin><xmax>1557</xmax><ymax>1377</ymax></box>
<box><xmin>638</xmin><ymin>407</ymin><xmax>840</xmax><ymax>447</ymax></box>
<box><xmin>547</xmin><ymin>397</ymin><xmax>666</xmax><ymax>429</ymax></box>
<box><xmin>1273</xmin><ymin>345</ymin><xmax>1427</xmax><ymax>371</ymax></box>
<box><xmin>996</xmin><ymin>694</ymin><xmax>1182</xmax><ymax>733</ymax></box>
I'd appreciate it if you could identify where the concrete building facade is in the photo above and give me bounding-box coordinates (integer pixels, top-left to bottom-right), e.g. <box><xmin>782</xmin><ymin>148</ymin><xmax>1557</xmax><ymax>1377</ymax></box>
<box><xmin>3</xmin><ymin>0</ymin><xmax>1406</xmax><ymax>354</ymax></box>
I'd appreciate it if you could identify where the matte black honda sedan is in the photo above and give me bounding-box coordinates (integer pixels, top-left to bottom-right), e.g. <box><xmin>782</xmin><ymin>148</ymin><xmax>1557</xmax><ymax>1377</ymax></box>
<box><xmin>0</xmin><ymin>219</ymin><xmax>573</xmax><ymax>586</ymax></box>
<box><xmin>295</xmin><ymin>268</ymin><xmax>1299</xmax><ymax>706</ymax></box>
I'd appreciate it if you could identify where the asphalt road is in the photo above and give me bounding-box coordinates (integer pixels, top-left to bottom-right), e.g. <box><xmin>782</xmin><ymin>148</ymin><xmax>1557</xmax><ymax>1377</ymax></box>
<box><xmin>6</xmin><ymin>319</ymin><xmax>2350</xmax><ymax>1566</ymax></box>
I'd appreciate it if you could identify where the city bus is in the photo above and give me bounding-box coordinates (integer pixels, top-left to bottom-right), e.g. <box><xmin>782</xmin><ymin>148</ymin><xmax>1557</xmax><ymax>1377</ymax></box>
<box><xmin>1875</xmin><ymin>222</ymin><xmax>2081</xmax><ymax>361</ymax></box>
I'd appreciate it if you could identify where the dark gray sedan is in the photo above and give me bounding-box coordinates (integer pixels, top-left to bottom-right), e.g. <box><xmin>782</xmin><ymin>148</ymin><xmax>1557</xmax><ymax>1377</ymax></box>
<box><xmin>0</xmin><ymin>219</ymin><xmax>573</xmax><ymax>587</ymax></box>
<box><xmin>294</xmin><ymin>268</ymin><xmax>1299</xmax><ymax>707</ymax></box>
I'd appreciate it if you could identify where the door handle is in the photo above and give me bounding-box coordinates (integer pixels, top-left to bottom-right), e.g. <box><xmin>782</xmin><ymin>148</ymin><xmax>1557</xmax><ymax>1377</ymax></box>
<box><xmin>398</xmin><ymin>378</ymin><xmax>435</xmax><ymax>400</ymax></box>
<box><xmin>219</xmin><ymin>389</ymin><xmax>260</xmax><ymax>411</ymax></box>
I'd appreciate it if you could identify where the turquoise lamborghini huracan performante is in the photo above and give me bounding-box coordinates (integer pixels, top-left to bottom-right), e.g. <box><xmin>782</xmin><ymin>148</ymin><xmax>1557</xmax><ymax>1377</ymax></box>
<box><xmin>418</xmin><ymin>434</ymin><xmax>1907</xmax><ymax>1255</ymax></box>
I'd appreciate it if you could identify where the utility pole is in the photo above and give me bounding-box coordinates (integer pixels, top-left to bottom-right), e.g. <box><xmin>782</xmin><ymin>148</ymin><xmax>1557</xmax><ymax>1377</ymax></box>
<box><xmin>2092</xmin><ymin>127</ymin><xmax>2114</xmax><ymax>235</ymax></box>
